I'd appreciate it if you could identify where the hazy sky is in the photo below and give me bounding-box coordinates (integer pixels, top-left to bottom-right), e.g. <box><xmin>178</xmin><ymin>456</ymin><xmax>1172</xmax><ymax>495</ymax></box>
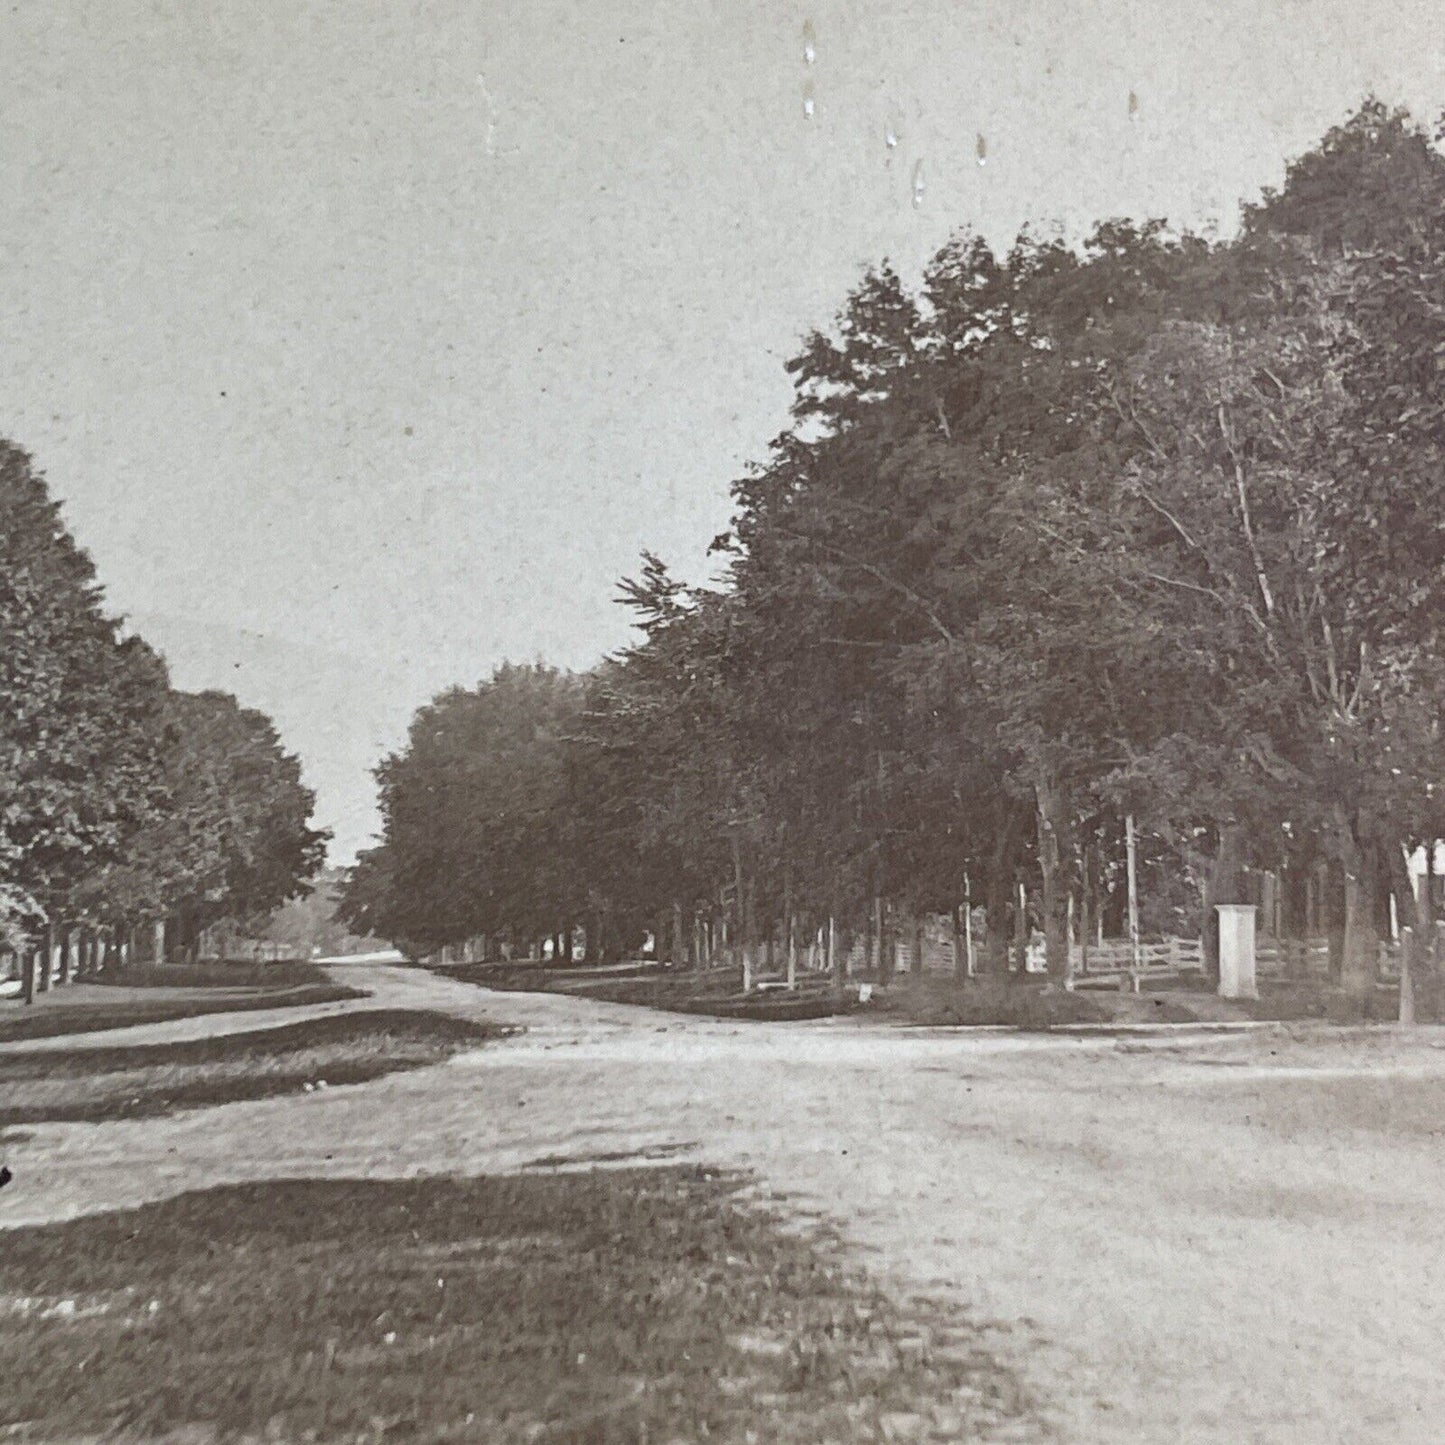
<box><xmin>3</xmin><ymin>1</ymin><xmax>1441</xmax><ymax>860</ymax></box>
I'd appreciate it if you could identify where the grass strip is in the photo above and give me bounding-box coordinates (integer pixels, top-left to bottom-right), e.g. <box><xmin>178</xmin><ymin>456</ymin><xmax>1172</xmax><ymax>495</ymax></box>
<box><xmin>0</xmin><ymin>984</ymin><xmax>365</xmax><ymax>1045</ymax></box>
<box><xmin>0</xmin><ymin>1009</ymin><xmax>500</xmax><ymax>1126</ymax></box>
<box><xmin>86</xmin><ymin>961</ymin><xmax>339</xmax><ymax>991</ymax></box>
<box><xmin>0</xmin><ymin>1166</ymin><xmax>1031</xmax><ymax>1443</ymax></box>
<box><xmin>433</xmin><ymin>960</ymin><xmax>1117</xmax><ymax>1027</ymax></box>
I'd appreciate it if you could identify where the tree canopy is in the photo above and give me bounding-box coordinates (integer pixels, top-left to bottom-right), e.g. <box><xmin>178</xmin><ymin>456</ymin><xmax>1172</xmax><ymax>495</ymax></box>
<box><xmin>0</xmin><ymin>443</ymin><xmax>327</xmax><ymax>962</ymax></box>
<box><xmin>346</xmin><ymin>103</ymin><xmax>1445</xmax><ymax>992</ymax></box>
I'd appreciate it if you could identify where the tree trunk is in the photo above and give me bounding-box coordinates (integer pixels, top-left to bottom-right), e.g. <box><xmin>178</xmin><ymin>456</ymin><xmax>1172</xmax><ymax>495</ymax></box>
<box><xmin>1125</xmin><ymin>814</ymin><xmax>1141</xmax><ymax>987</ymax></box>
<box><xmin>1280</xmin><ymin>858</ymin><xmax>1309</xmax><ymax>940</ymax></box>
<box><xmin>729</xmin><ymin>833</ymin><xmax>746</xmax><ymax>970</ymax></box>
<box><xmin>37</xmin><ymin>926</ymin><xmax>53</xmax><ymax>993</ymax></box>
<box><xmin>1428</xmin><ymin>840</ymin><xmax>1441</xmax><ymax>970</ymax></box>
<box><xmin>879</xmin><ymin>900</ymin><xmax>895</xmax><ymax>984</ymax></box>
<box><xmin>744</xmin><ymin>874</ymin><xmax>758</xmax><ymax>972</ymax></box>
<box><xmin>1337</xmin><ymin>819</ymin><xmax>1380</xmax><ymax>997</ymax></box>
<box><xmin>981</xmin><ymin>813</ymin><xmax>1022</xmax><ymax>976</ymax></box>
<box><xmin>671</xmin><ymin>901</ymin><xmax>685</xmax><ymax>968</ymax></box>
<box><xmin>1035</xmin><ymin>778</ymin><xmax>1072</xmax><ymax>981</ymax></box>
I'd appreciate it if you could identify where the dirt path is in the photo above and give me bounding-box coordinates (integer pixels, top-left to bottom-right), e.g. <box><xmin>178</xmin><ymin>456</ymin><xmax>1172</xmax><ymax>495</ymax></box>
<box><xmin>5</xmin><ymin>962</ymin><xmax>1445</xmax><ymax>1443</ymax></box>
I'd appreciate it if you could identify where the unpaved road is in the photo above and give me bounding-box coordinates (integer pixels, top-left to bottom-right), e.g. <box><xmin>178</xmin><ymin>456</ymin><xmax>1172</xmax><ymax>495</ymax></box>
<box><xmin>5</xmin><ymin>964</ymin><xmax>1445</xmax><ymax>1444</ymax></box>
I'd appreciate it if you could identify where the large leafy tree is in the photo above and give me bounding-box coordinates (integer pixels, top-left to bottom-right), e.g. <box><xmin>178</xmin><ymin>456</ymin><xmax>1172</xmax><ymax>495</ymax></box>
<box><xmin>76</xmin><ymin>689</ymin><xmax>328</xmax><ymax>953</ymax></box>
<box><xmin>342</xmin><ymin>665</ymin><xmax>585</xmax><ymax>955</ymax></box>
<box><xmin>1</xmin><ymin>441</ymin><xmax>326</xmax><ymax>964</ymax></box>
<box><xmin>0</xmin><ymin>443</ymin><xmax>170</xmax><ymax>939</ymax></box>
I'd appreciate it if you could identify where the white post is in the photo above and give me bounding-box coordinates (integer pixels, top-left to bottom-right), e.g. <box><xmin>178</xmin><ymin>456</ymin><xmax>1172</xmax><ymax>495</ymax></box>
<box><xmin>1216</xmin><ymin>903</ymin><xmax>1259</xmax><ymax>1000</ymax></box>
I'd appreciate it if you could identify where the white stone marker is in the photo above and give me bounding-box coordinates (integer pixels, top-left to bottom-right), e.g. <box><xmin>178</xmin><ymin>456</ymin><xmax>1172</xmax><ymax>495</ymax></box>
<box><xmin>1216</xmin><ymin>903</ymin><xmax>1258</xmax><ymax>1000</ymax></box>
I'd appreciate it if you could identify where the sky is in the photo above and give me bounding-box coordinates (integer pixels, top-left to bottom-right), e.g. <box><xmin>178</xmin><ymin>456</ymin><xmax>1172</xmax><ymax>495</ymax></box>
<box><xmin>2</xmin><ymin>0</ymin><xmax>1442</xmax><ymax>861</ymax></box>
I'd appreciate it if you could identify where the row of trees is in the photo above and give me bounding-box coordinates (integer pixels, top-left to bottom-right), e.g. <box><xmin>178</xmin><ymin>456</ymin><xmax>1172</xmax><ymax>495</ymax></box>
<box><xmin>1</xmin><ymin>441</ymin><xmax>328</xmax><ymax>989</ymax></box>
<box><xmin>343</xmin><ymin>104</ymin><xmax>1445</xmax><ymax>996</ymax></box>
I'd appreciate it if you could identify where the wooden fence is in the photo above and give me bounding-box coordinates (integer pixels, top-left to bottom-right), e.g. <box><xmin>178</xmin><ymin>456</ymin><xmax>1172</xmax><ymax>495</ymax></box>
<box><xmin>1070</xmin><ymin>936</ymin><xmax>1203</xmax><ymax>987</ymax></box>
<box><xmin>1254</xmin><ymin>935</ymin><xmax>1412</xmax><ymax>980</ymax></box>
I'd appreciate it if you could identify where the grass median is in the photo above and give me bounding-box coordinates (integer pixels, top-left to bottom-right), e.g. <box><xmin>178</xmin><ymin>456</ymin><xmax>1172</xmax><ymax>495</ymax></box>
<box><xmin>432</xmin><ymin>959</ymin><xmax>1430</xmax><ymax>1030</ymax></box>
<box><xmin>0</xmin><ymin>1165</ymin><xmax>1030</xmax><ymax>1444</ymax></box>
<box><xmin>0</xmin><ymin>1009</ymin><xmax>502</xmax><ymax>1128</ymax></box>
<box><xmin>432</xmin><ymin>959</ymin><xmax>1119</xmax><ymax>1027</ymax></box>
<box><xmin>0</xmin><ymin>982</ymin><xmax>365</xmax><ymax>1046</ymax></box>
<box><xmin>86</xmin><ymin>960</ymin><xmax>342</xmax><ymax>991</ymax></box>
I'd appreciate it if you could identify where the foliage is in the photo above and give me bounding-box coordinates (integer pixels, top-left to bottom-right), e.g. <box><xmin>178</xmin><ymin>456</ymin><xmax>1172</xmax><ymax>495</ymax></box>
<box><xmin>349</xmin><ymin>104</ymin><xmax>1445</xmax><ymax>995</ymax></box>
<box><xmin>0</xmin><ymin>444</ymin><xmax>327</xmax><ymax>958</ymax></box>
<box><xmin>0</xmin><ymin>442</ymin><xmax>170</xmax><ymax>924</ymax></box>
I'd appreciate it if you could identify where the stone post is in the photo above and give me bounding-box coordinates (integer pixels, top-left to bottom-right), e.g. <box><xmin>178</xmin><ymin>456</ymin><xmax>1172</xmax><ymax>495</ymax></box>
<box><xmin>1217</xmin><ymin>903</ymin><xmax>1258</xmax><ymax>1000</ymax></box>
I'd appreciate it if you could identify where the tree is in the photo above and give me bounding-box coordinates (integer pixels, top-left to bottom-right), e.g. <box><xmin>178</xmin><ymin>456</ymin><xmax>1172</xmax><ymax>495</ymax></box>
<box><xmin>0</xmin><ymin>442</ymin><xmax>170</xmax><ymax>940</ymax></box>
<box><xmin>342</xmin><ymin>665</ymin><xmax>585</xmax><ymax>956</ymax></box>
<box><xmin>351</xmin><ymin>103</ymin><xmax>1445</xmax><ymax>1011</ymax></box>
<box><xmin>81</xmin><ymin>690</ymin><xmax>328</xmax><ymax>955</ymax></box>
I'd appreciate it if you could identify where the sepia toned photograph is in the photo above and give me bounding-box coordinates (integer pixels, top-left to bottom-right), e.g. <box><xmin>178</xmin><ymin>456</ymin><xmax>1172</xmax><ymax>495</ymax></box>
<box><xmin>2</xmin><ymin>3</ymin><xmax>1444</xmax><ymax>1441</ymax></box>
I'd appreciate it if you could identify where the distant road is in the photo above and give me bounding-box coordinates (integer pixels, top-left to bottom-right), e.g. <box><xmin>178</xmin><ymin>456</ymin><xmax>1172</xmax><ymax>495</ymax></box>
<box><xmin>313</xmin><ymin>949</ymin><xmax>407</xmax><ymax>965</ymax></box>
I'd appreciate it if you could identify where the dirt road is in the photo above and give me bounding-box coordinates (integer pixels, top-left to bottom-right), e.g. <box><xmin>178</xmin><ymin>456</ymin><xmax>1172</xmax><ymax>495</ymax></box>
<box><xmin>5</xmin><ymin>963</ymin><xmax>1445</xmax><ymax>1444</ymax></box>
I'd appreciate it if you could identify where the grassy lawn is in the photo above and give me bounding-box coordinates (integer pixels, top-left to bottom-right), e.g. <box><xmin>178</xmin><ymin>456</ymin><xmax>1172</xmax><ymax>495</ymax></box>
<box><xmin>87</xmin><ymin>960</ymin><xmax>340</xmax><ymax>990</ymax></box>
<box><xmin>0</xmin><ymin>1166</ymin><xmax>1028</xmax><ymax>1444</ymax></box>
<box><xmin>434</xmin><ymin>959</ymin><xmax>1427</xmax><ymax>1030</ymax></box>
<box><xmin>434</xmin><ymin>960</ymin><xmax>1121</xmax><ymax>1027</ymax></box>
<box><xmin>0</xmin><ymin>1010</ymin><xmax>501</xmax><ymax>1127</ymax></box>
<box><xmin>0</xmin><ymin>982</ymin><xmax>365</xmax><ymax>1045</ymax></box>
<box><xmin>432</xmin><ymin>961</ymin><xmax>866</xmax><ymax>1021</ymax></box>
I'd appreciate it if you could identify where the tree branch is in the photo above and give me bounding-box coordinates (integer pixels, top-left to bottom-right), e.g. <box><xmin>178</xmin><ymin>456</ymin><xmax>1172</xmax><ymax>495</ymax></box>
<box><xmin>773</xmin><ymin>527</ymin><xmax>958</xmax><ymax>646</ymax></box>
